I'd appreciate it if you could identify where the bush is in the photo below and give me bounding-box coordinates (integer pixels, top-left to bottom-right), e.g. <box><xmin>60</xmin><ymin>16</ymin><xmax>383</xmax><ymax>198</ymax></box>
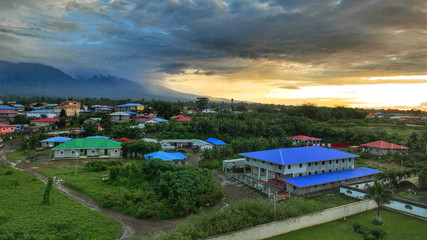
<box><xmin>84</xmin><ymin>160</ymin><xmax>122</xmax><ymax>172</ymax></box>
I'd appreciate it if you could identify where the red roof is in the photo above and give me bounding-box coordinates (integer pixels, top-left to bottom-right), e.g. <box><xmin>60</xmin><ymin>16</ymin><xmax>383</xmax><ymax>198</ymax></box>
<box><xmin>31</xmin><ymin>118</ymin><xmax>68</xmax><ymax>123</ymax></box>
<box><xmin>292</xmin><ymin>135</ymin><xmax>321</xmax><ymax>140</ymax></box>
<box><xmin>0</xmin><ymin>110</ymin><xmax>18</xmax><ymax>114</ymax></box>
<box><xmin>136</xmin><ymin>115</ymin><xmax>155</xmax><ymax>119</ymax></box>
<box><xmin>171</xmin><ymin>115</ymin><xmax>185</xmax><ymax>119</ymax></box>
<box><xmin>71</xmin><ymin>127</ymin><xmax>82</xmax><ymax>130</ymax></box>
<box><xmin>0</xmin><ymin>123</ymin><xmax>14</xmax><ymax>127</ymax></box>
<box><xmin>361</xmin><ymin>141</ymin><xmax>409</xmax><ymax>150</ymax></box>
<box><xmin>177</xmin><ymin>117</ymin><xmax>192</xmax><ymax>122</ymax></box>
<box><xmin>118</xmin><ymin>137</ymin><xmax>134</xmax><ymax>142</ymax></box>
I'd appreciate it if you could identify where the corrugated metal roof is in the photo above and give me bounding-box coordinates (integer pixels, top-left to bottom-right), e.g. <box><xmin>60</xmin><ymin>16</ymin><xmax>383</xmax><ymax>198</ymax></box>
<box><xmin>292</xmin><ymin>135</ymin><xmax>321</xmax><ymax>140</ymax></box>
<box><xmin>0</xmin><ymin>105</ymin><xmax>17</xmax><ymax>110</ymax></box>
<box><xmin>40</xmin><ymin>137</ymin><xmax>73</xmax><ymax>143</ymax></box>
<box><xmin>284</xmin><ymin>167</ymin><xmax>381</xmax><ymax>188</ymax></box>
<box><xmin>52</xmin><ymin>138</ymin><xmax>121</xmax><ymax>149</ymax></box>
<box><xmin>144</xmin><ymin>151</ymin><xmax>187</xmax><ymax>161</ymax></box>
<box><xmin>205</xmin><ymin>138</ymin><xmax>227</xmax><ymax>145</ymax></box>
<box><xmin>0</xmin><ymin>110</ymin><xmax>18</xmax><ymax>114</ymax></box>
<box><xmin>28</xmin><ymin>110</ymin><xmax>57</xmax><ymax>114</ymax></box>
<box><xmin>86</xmin><ymin>136</ymin><xmax>110</xmax><ymax>139</ymax></box>
<box><xmin>153</xmin><ymin>118</ymin><xmax>168</xmax><ymax>122</ymax></box>
<box><xmin>361</xmin><ymin>141</ymin><xmax>409</xmax><ymax>150</ymax></box>
<box><xmin>239</xmin><ymin>146</ymin><xmax>359</xmax><ymax>165</ymax></box>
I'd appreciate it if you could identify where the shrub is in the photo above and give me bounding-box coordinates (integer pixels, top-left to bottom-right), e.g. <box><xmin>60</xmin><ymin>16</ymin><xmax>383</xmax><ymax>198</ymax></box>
<box><xmin>84</xmin><ymin>159</ymin><xmax>122</xmax><ymax>172</ymax></box>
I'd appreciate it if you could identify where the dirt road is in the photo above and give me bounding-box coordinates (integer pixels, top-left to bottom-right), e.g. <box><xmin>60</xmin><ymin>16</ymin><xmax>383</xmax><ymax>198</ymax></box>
<box><xmin>3</xmin><ymin>142</ymin><xmax>183</xmax><ymax>239</ymax></box>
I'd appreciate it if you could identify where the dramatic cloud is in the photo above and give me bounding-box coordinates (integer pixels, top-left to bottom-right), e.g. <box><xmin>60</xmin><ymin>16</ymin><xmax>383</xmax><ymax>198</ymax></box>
<box><xmin>0</xmin><ymin>0</ymin><xmax>426</xmax><ymax>106</ymax></box>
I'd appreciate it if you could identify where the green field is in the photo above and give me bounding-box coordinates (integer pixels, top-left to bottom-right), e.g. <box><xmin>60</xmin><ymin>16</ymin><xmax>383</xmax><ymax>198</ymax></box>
<box><xmin>269</xmin><ymin>209</ymin><xmax>427</xmax><ymax>240</ymax></box>
<box><xmin>0</xmin><ymin>165</ymin><xmax>121</xmax><ymax>240</ymax></box>
<box><xmin>6</xmin><ymin>149</ymin><xmax>50</xmax><ymax>161</ymax></box>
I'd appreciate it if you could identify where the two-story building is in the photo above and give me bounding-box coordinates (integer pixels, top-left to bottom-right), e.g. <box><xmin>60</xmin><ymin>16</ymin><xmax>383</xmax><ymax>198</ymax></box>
<box><xmin>26</xmin><ymin>110</ymin><xmax>59</xmax><ymax>119</ymax></box>
<box><xmin>114</xmin><ymin>103</ymin><xmax>144</xmax><ymax>112</ymax></box>
<box><xmin>0</xmin><ymin>124</ymin><xmax>15</xmax><ymax>135</ymax></box>
<box><xmin>54</xmin><ymin>105</ymin><xmax>80</xmax><ymax>117</ymax></box>
<box><xmin>239</xmin><ymin>146</ymin><xmax>380</xmax><ymax>195</ymax></box>
<box><xmin>0</xmin><ymin>110</ymin><xmax>18</xmax><ymax>121</ymax></box>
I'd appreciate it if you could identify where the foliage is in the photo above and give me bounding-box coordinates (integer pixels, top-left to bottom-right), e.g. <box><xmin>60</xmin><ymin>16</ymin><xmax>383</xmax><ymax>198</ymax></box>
<box><xmin>364</xmin><ymin>180</ymin><xmax>394</xmax><ymax>223</ymax></box>
<box><xmin>353</xmin><ymin>223</ymin><xmax>386</xmax><ymax>240</ymax></box>
<box><xmin>196</xmin><ymin>97</ymin><xmax>209</xmax><ymax>110</ymax></box>
<box><xmin>109</xmin><ymin>124</ymin><xmax>143</xmax><ymax>139</ymax></box>
<box><xmin>84</xmin><ymin>160</ymin><xmax>123</xmax><ymax>172</ymax></box>
<box><xmin>82</xmin><ymin>122</ymin><xmax>99</xmax><ymax>137</ymax></box>
<box><xmin>152</xmin><ymin>100</ymin><xmax>181</xmax><ymax>119</ymax></box>
<box><xmin>21</xmin><ymin>128</ymin><xmax>48</xmax><ymax>150</ymax></box>
<box><xmin>42</xmin><ymin>177</ymin><xmax>53</xmax><ymax>205</ymax></box>
<box><xmin>148</xmin><ymin>198</ymin><xmax>330</xmax><ymax>240</ymax></box>
<box><xmin>122</xmin><ymin>140</ymin><xmax>161</xmax><ymax>158</ymax></box>
<box><xmin>419</xmin><ymin>166</ymin><xmax>427</xmax><ymax>188</ymax></box>
<box><xmin>0</xmin><ymin>166</ymin><xmax>121</xmax><ymax>240</ymax></box>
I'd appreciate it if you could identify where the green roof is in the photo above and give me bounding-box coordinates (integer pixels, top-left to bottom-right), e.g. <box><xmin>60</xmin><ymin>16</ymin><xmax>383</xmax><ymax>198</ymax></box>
<box><xmin>52</xmin><ymin>138</ymin><xmax>122</xmax><ymax>150</ymax></box>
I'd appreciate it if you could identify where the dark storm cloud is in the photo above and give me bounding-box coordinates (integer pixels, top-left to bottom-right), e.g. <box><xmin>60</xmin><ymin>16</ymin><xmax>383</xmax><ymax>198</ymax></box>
<box><xmin>0</xmin><ymin>0</ymin><xmax>426</xmax><ymax>81</ymax></box>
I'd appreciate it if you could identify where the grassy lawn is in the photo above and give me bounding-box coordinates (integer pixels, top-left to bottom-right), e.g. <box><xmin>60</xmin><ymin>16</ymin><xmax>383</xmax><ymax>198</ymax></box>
<box><xmin>306</xmin><ymin>192</ymin><xmax>359</xmax><ymax>208</ymax></box>
<box><xmin>0</xmin><ymin>164</ymin><xmax>121</xmax><ymax>240</ymax></box>
<box><xmin>6</xmin><ymin>149</ymin><xmax>50</xmax><ymax>161</ymax></box>
<box><xmin>269</xmin><ymin>209</ymin><xmax>427</xmax><ymax>240</ymax></box>
<box><xmin>395</xmin><ymin>191</ymin><xmax>422</xmax><ymax>202</ymax></box>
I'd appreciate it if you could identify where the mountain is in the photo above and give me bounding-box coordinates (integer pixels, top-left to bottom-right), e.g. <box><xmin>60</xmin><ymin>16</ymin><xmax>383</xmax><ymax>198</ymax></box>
<box><xmin>0</xmin><ymin>60</ymin><xmax>199</xmax><ymax>100</ymax></box>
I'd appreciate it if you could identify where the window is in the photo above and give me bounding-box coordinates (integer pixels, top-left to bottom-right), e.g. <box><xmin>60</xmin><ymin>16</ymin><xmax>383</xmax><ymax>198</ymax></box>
<box><xmin>342</xmin><ymin>168</ymin><xmax>345</xmax><ymax>170</ymax></box>
<box><xmin>308</xmin><ymin>163</ymin><xmax>311</xmax><ymax>166</ymax></box>
<box><xmin>299</xmin><ymin>164</ymin><xmax>302</xmax><ymax>168</ymax></box>
<box><xmin>246</xmin><ymin>158</ymin><xmax>249</xmax><ymax>161</ymax></box>
<box><xmin>279</xmin><ymin>166</ymin><xmax>282</xmax><ymax>169</ymax></box>
<box><xmin>336</xmin><ymin>160</ymin><xmax>338</xmax><ymax>163</ymax></box>
<box><xmin>71</xmin><ymin>150</ymin><xmax>76</xmax><ymax>155</ymax></box>
<box><xmin>329</xmin><ymin>169</ymin><xmax>332</xmax><ymax>172</ymax></box>
<box><xmin>270</xmin><ymin>163</ymin><xmax>272</xmax><ymax>165</ymax></box>
<box><xmin>114</xmin><ymin>149</ymin><xmax>118</xmax><ymax>153</ymax></box>
<box><xmin>349</xmin><ymin>159</ymin><xmax>352</xmax><ymax>162</ymax></box>
<box><xmin>315</xmin><ymin>171</ymin><xmax>318</xmax><ymax>174</ymax></box>
<box><xmin>261</xmin><ymin>169</ymin><xmax>265</xmax><ymax>172</ymax></box>
<box><xmin>342</xmin><ymin>159</ymin><xmax>345</xmax><ymax>163</ymax></box>
<box><xmin>336</xmin><ymin>168</ymin><xmax>338</xmax><ymax>171</ymax></box>
<box><xmin>262</xmin><ymin>161</ymin><xmax>265</xmax><ymax>163</ymax></box>
<box><xmin>322</xmin><ymin>170</ymin><xmax>325</xmax><ymax>173</ymax></box>
<box><xmin>314</xmin><ymin>185</ymin><xmax>318</xmax><ymax>188</ymax></box>
<box><xmin>293</xmin><ymin>186</ymin><xmax>296</xmax><ymax>190</ymax></box>
<box><xmin>315</xmin><ymin>162</ymin><xmax>318</xmax><ymax>166</ymax></box>
<box><xmin>329</xmin><ymin>160</ymin><xmax>332</xmax><ymax>164</ymax></box>
<box><xmin>308</xmin><ymin>172</ymin><xmax>312</xmax><ymax>175</ymax></box>
<box><xmin>322</xmin><ymin>161</ymin><xmax>325</xmax><ymax>165</ymax></box>
<box><xmin>288</xmin><ymin>165</ymin><xmax>291</xmax><ymax>169</ymax></box>
<box><xmin>299</xmin><ymin>173</ymin><xmax>302</xmax><ymax>177</ymax></box>
<box><xmin>91</xmin><ymin>149</ymin><xmax>96</xmax><ymax>154</ymax></box>
<box><xmin>59</xmin><ymin>150</ymin><xmax>64</xmax><ymax>155</ymax></box>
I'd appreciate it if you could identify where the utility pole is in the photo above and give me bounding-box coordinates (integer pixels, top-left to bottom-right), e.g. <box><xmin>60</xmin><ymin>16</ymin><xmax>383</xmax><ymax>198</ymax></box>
<box><xmin>75</xmin><ymin>152</ymin><xmax>79</xmax><ymax>174</ymax></box>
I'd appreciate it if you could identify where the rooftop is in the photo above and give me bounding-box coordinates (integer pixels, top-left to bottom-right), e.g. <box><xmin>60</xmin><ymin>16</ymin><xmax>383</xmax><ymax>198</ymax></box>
<box><xmin>292</xmin><ymin>135</ymin><xmax>321</xmax><ymax>140</ymax></box>
<box><xmin>361</xmin><ymin>141</ymin><xmax>409</xmax><ymax>150</ymax></box>
<box><xmin>205</xmin><ymin>137</ymin><xmax>227</xmax><ymax>145</ymax></box>
<box><xmin>28</xmin><ymin>110</ymin><xmax>57</xmax><ymax>114</ymax></box>
<box><xmin>31</xmin><ymin>118</ymin><xmax>61</xmax><ymax>123</ymax></box>
<box><xmin>0</xmin><ymin>110</ymin><xmax>18</xmax><ymax>114</ymax></box>
<box><xmin>40</xmin><ymin>137</ymin><xmax>73</xmax><ymax>143</ymax></box>
<box><xmin>53</xmin><ymin>138</ymin><xmax>121</xmax><ymax>150</ymax></box>
<box><xmin>0</xmin><ymin>105</ymin><xmax>18</xmax><ymax>110</ymax></box>
<box><xmin>284</xmin><ymin>167</ymin><xmax>381</xmax><ymax>188</ymax></box>
<box><xmin>239</xmin><ymin>146</ymin><xmax>359</xmax><ymax>165</ymax></box>
<box><xmin>144</xmin><ymin>151</ymin><xmax>188</xmax><ymax>161</ymax></box>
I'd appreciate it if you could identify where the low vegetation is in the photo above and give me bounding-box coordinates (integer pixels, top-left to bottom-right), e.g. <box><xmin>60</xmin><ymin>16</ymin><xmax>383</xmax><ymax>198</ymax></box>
<box><xmin>0</xmin><ymin>165</ymin><xmax>121</xmax><ymax>240</ymax></box>
<box><xmin>268</xmin><ymin>209</ymin><xmax>427</xmax><ymax>240</ymax></box>
<box><xmin>40</xmin><ymin>159</ymin><xmax>224</xmax><ymax>219</ymax></box>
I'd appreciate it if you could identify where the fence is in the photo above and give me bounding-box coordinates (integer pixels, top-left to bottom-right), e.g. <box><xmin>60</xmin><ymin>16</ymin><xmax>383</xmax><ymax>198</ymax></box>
<box><xmin>340</xmin><ymin>185</ymin><xmax>427</xmax><ymax>219</ymax></box>
<box><xmin>208</xmin><ymin>200</ymin><xmax>377</xmax><ymax>240</ymax></box>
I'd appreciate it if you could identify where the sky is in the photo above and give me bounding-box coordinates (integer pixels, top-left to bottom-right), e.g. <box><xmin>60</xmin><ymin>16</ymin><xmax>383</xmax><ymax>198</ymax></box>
<box><xmin>0</xmin><ymin>0</ymin><xmax>426</xmax><ymax>108</ymax></box>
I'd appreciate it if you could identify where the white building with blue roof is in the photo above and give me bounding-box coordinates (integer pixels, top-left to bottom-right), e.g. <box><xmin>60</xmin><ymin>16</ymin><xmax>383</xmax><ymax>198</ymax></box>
<box><xmin>26</xmin><ymin>110</ymin><xmax>59</xmax><ymax>119</ymax></box>
<box><xmin>239</xmin><ymin>146</ymin><xmax>380</xmax><ymax>195</ymax></box>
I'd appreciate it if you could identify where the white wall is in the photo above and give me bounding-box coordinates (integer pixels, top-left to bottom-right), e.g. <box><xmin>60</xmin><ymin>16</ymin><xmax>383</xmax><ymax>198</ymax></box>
<box><xmin>208</xmin><ymin>200</ymin><xmax>377</xmax><ymax>240</ymax></box>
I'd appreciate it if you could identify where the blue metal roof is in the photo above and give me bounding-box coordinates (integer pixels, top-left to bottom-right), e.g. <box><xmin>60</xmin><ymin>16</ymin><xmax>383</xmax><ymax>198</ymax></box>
<box><xmin>116</xmin><ymin>104</ymin><xmax>138</xmax><ymax>107</ymax></box>
<box><xmin>205</xmin><ymin>138</ymin><xmax>227</xmax><ymax>145</ymax></box>
<box><xmin>284</xmin><ymin>167</ymin><xmax>381</xmax><ymax>188</ymax></box>
<box><xmin>124</xmin><ymin>111</ymin><xmax>137</xmax><ymax>115</ymax></box>
<box><xmin>40</xmin><ymin>137</ymin><xmax>73</xmax><ymax>143</ymax></box>
<box><xmin>28</xmin><ymin>110</ymin><xmax>57</xmax><ymax>114</ymax></box>
<box><xmin>80</xmin><ymin>110</ymin><xmax>95</xmax><ymax>113</ymax></box>
<box><xmin>86</xmin><ymin>136</ymin><xmax>111</xmax><ymax>139</ymax></box>
<box><xmin>14</xmin><ymin>104</ymin><xmax>24</xmax><ymax>107</ymax></box>
<box><xmin>239</xmin><ymin>146</ymin><xmax>359</xmax><ymax>165</ymax></box>
<box><xmin>144</xmin><ymin>151</ymin><xmax>188</xmax><ymax>161</ymax></box>
<box><xmin>0</xmin><ymin>105</ymin><xmax>18</xmax><ymax>110</ymax></box>
<box><xmin>153</xmin><ymin>118</ymin><xmax>168</xmax><ymax>122</ymax></box>
<box><xmin>97</xmin><ymin>108</ymin><xmax>113</xmax><ymax>111</ymax></box>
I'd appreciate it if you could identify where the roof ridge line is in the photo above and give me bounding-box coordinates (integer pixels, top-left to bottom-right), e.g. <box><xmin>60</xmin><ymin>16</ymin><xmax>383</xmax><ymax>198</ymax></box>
<box><xmin>279</xmin><ymin>148</ymin><xmax>284</xmax><ymax>165</ymax></box>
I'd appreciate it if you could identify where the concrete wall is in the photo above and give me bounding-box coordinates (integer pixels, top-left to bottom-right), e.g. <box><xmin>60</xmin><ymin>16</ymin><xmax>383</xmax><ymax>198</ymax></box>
<box><xmin>340</xmin><ymin>186</ymin><xmax>427</xmax><ymax>219</ymax></box>
<box><xmin>208</xmin><ymin>200</ymin><xmax>377</xmax><ymax>240</ymax></box>
<box><xmin>53</xmin><ymin>148</ymin><xmax>121</xmax><ymax>159</ymax></box>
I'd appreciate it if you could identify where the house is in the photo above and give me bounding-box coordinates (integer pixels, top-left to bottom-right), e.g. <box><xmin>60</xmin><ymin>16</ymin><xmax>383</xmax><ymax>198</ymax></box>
<box><xmin>239</xmin><ymin>146</ymin><xmax>381</xmax><ymax>195</ymax></box>
<box><xmin>95</xmin><ymin>107</ymin><xmax>113</xmax><ymax>112</ymax></box>
<box><xmin>40</xmin><ymin>137</ymin><xmax>73</xmax><ymax>148</ymax></box>
<box><xmin>152</xmin><ymin>118</ymin><xmax>168</xmax><ymax>123</ymax></box>
<box><xmin>0</xmin><ymin>124</ymin><xmax>15</xmax><ymax>135</ymax></box>
<box><xmin>135</xmin><ymin>115</ymin><xmax>156</xmax><ymax>123</ymax></box>
<box><xmin>54</xmin><ymin>105</ymin><xmax>80</xmax><ymax>117</ymax></box>
<box><xmin>44</xmin><ymin>104</ymin><xmax>58</xmax><ymax>109</ymax></box>
<box><xmin>21</xmin><ymin>125</ymin><xmax>42</xmax><ymax>134</ymax></box>
<box><xmin>52</xmin><ymin>138</ymin><xmax>122</xmax><ymax>159</ymax></box>
<box><xmin>0</xmin><ymin>105</ymin><xmax>17</xmax><ymax>111</ymax></box>
<box><xmin>162</xmin><ymin>139</ymin><xmax>213</xmax><ymax>151</ymax></box>
<box><xmin>80</xmin><ymin>110</ymin><xmax>95</xmax><ymax>118</ymax></box>
<box><xmin>292</xmin><ymin>135</ymin><xmax>321</xmax><ymax>146</ymax></box>
<box><xmin>116</xmin><ymin>137</ymin><xmax>134</xmax><ymax>143</ymax></box>
<box><xmin>171</xmin><ymin>115</ymin><xmax>192</xmax><ymax>122</ymax></box>
<box><xmin>114</xmin><ymin>103</ymin><xmax>144</xmax><ymax>112</ymax></box>
<box><xmin>144</xmin><ymin>151</ymin><xmax>188</xmax><ymax>165</ymax></box>
<box><xmin>31</xmin><ymin>118</ymin><xmax>67</xmax><ymax>128</ymax></box>
<box><xmin>13</xmin><ymin>104</ymin><xmax>25</xmax><ymax>112</ymax></box>
<box><xmin>205</xmin><ymin>138</ymin><xmax>227</xmax><ymax>146</ymax></box>
<box><xmin>360</xmin><ymin>141</ymin><xmax>409</xmax><ymax>155</ymax></box>
<box><xmin>0</xmin><ymin>110</ymin><xmax>18</xmax><ymax>121</ymax></box>
<box><xmin>60</xmin><ymin>101</ymin><xmax>81</xmax><ymax>106</ymax></box>
<box><xmin>123</xmin><ymin>111</ymin><xmax>137</xmax><ymax>120</ymax></box>
<box><xmin>84</xmin><ymin>118</ymin><xmax>103</xmax><ymax>131</ymax></box>
<box><xmin>110</xmin><ymin>112</ymin><xmax>131</xmax><ymax>123</ymax></box>
<box><xmin>27</xmin><ymin>110</ymin><xmax>59</xmax><ymax>119</ymax></box>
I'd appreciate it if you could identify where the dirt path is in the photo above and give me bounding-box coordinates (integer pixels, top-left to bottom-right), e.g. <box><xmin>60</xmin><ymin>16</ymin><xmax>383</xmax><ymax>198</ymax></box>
<box><xmin>3</xmin><ymin>142</ymin><xmax>184</xmax><ymax>239</ymax></box>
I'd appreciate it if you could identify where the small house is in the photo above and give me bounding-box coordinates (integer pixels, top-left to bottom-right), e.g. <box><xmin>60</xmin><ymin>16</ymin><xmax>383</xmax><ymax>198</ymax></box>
<box><xmin>144</xmin><ymin>151</ymin><xmax>188</xmax><ymax>165</ymax></box>
<box><xmin>110</xmin><ymin>112</ymin><xmax>131</xmax><ymax>123</ymax></box>
<box><xmin>52</xmin><ymin>138</ymin><xmax>122</xmax><ymax>159</ymax></box>
<box><xmin>0</xmin><ymin>124</ymin><xmax>15</xmax><ymax>135</ymax></box>
<box><xmin>0</xmin><ymin>110</ymin><xmax>18</xmax><ymax>121</ymax></box>
<box><xmin>40</xmin><ymin>137</ymin><xmax>73</xmax><ymax>148</ymax></box>
<box><xmin>205</xmin><ymin>138</ymin><xmax>227</xmax><ymax>146</ymax></box>
<box><xmin>26</xmin><ymin>110</ymin><xmax>59</xmax><ymax>119</ymax></box>
<box><xmin>291</xmin><ymin>135</ymin><xmax>321</xmax><ymax>146</ymax></box>
<box><xmin>360</xmin><ymin>141</ymin><xmax>409</xmax><ymax>156</ymax></box>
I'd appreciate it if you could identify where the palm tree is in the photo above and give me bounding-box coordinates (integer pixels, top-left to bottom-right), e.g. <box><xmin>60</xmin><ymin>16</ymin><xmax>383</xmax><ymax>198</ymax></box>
<box><xmin>364</xmin><ymin>180</ymin><xmax>394</xmax><ymax>224</ymax></box>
